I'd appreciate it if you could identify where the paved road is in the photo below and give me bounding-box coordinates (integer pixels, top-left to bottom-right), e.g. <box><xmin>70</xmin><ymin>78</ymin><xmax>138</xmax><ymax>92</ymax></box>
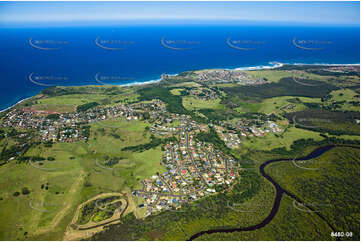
<box><xmin>223</xmin><ymin>155</ymin><xmax>229</xmax><ymax>177</ymax></box>
<box><xmin>159</xmin><ymin>174</ymin><xmax>174</xmax><ymax>196</ymax></box>
<box><xmin>171</xmin><ymin>146</ymin><xmax>189</xmax><ymax>184</ymax></box>
<box><xmin>185</xmin><ymin>131</ymin><xmax>208</xmax><ymax>186</ymax></box>
<box><xmin>135</xmin><ymin>190</ymin><xmax>186</xmax><ymax>198</ymax></box>
<box><xmin>135</xmin><ymin>184</ymin><xmax>205</xmax><ymax>198</ymax></box>
<box><xmin>206</xmin><ymin>150</ymin><xmax>214</xmax><ymax>170</ymax></box>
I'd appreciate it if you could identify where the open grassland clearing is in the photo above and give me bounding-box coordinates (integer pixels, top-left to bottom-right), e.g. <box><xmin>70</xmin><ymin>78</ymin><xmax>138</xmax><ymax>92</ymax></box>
<box><xmin>0</xmin><ymin>117</ymin><xmax>164</xmax><ymax>240</ymax></box>
<box><xmin>87</xmin><ymin>118</ymin><xmax>151</xmax><ymax>154</ymax></box>
<box><xmin>329</xmin><ymin>89</ymin><xmax>359</xmax><ymax>102</ymax></box>
<box><xmin>31</xmin><ymin>103</ymin><xmax>75</xmax><ymax>113</ymax></box>
<box><xmin>169</xmin><ymin>81</ymin><xmax>201</xmax><ymax>88</ymax></box>
<box><xmin>170</xmin><ymin>88</ymin><xmax>184</xmax><ymax>96</ymax></box>
<box><xmin>182</xmin><ymin>96</ymin><xmax>224</xmax><ymax>111</ymax></box>
<box><xmin>326</xmin><ymin>88</ymin><xmax>360</xmax><ymax>112</ymax></box>
<box><xmin>245</xmin><ymin>69</ymin><xmax>333</xmax><ymax>83</ymax></box>
<box><xmin>35</xmin><ymin>94</ymin><xmax>110</xmax><ymax>106</ymax></box>
<box><xmin>239</xmin><ymin>127</ymin><xmax>324</xmax><ymax>152</ymax></box>
<box><xmin>256</xmin><ymin>96</ymin><xmax>322</xmax><ymax>115</ymax></box>
<box><xmin>233</xmin><ymin>95</ymin><xmax>322</xmax><ymax>115</ymax></box>
<box><xmin>245</xmin><ymin>70</ymin><xmax>295</xmax><ymax>83</ymax></box>
<box><xmin>32</xmin><ymin>90</ymin><xmax>139</xmax><ymax>113</ymax></box>
<box><xmin>0</xmin><ymin>157</ymin><xmax>84</xmax><ymax>240</ymax></box>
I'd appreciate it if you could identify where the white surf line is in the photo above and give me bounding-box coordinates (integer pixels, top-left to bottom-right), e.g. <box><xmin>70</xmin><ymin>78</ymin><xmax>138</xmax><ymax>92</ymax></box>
<box><xmin>0</xmin><ymin>96</ymin><xmax>33</xmax><ymax>113</ymax></box>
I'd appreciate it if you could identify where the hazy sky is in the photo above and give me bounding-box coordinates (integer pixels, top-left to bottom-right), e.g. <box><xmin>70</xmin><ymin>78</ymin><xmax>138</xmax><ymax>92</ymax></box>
<box><xmin>0</xmin><ymin>1</ymin><xmax>359</xmax><ymax>26</ymax></box>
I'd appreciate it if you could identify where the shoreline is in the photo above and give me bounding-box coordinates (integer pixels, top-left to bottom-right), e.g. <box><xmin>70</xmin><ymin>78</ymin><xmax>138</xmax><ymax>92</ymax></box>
<box><xmin>0</xmin><ymin>96</ymin><xmax>34</xmax><ymax>113</ymax></box>
<box><xmin>1</xmin><ymin>62</ymin><xmax>359</xmax><ymax>113</ymax></box>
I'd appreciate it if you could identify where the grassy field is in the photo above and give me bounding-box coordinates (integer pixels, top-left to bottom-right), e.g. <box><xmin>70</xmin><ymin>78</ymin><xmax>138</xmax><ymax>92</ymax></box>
<box><xmin>258</xmin><ymin>96</ymin><xmax>321</xmax><ymax>115</ymax></box>
<box><xmin>0</xmin><ymin>118</ymin><xmax>165</xmax><ymax>240</ymax></box>
<box><xmin>239</xmin><ymin>126</ymin><xmax>324</xmax><ymax>152</ymax></box>
<box><xmin>32</xmin><ymin>91</ymin><xmax>139</xmax><ymax>112</ymax></box>
<box><xmin>245</xmin><ymin>70</ymin><xmax>295</xmax><ymax>83</ymax></box>
<box><xmin>87</xmin><ymin>118</ymin><xmax>151</xmax><ymax>152</ymax></box>
<box><xmin>0</xmin><ymin>148</ymin><xmax>85</xmax><ymax>240</ymax></box>
<box><xmin>329</xmin><ymin>89</ymin><xmax>359</xmax><ymax>102</ymax></box>
<box><xmin>35</xmin><ymin>94</ymin><xmax>110</xmax><ymax>106</ymax></box>
<box><xmin>234</xmin><ymin>101</ymin><xmax>263</xmax><ymax>114</ymax></box>
<box><xmin>235</xmin><ymin>96</ymin><xmax>322</xmax><ymax>115</ymax></box>
<box><xmin>169</xmin><ymin>81</ymin><xmax>201</xmax><ymax>88</ymax></box>
<box><xmin>244</xmin><ymin>70</ymin><xmax>333</xmax><ymax>83</ymax></box>
<box><xmin>326</xmin><ymin>88</ymin><xmax>360</xmax><ymax>112</ymax></box>
<box><xmin>170</xmin><ymin>88</ymin><xmax>184</xmax><ymax>96</ymax></box>
<box><xmin>182</xmin><ymin>97</ymin><xmax>224</xmax><ymax>111</ymax></box>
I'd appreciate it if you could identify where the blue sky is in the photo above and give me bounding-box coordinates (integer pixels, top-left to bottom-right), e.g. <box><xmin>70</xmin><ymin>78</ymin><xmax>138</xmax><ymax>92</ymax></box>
<box><xmin>0</xmin><ymin>1</ymin><xmax>359</xmax><ymax>27</ymax></box>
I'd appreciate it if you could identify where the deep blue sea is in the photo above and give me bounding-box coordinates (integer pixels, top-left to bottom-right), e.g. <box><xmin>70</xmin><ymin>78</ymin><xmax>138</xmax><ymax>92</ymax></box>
<box><xmin>0</xmin><ymin>24</ymin><xmax>359</xmax><ymax>111</ymax></box>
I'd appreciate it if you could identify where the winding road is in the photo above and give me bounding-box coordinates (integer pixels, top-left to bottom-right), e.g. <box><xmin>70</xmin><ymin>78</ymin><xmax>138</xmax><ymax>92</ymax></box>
<box><xmin>185</xmin><ymin>131</ymin><xmax>208</xmax><ymax>186</ymax></box>
<box><xmin>188</xmin><ymin>145</ymin><xmax>358</xmax><ymax>240</ymax></box>
<box><xmin>171</xmin><ymin>146</ymin><xmax>189</xmax><ymax>184</ymax></box>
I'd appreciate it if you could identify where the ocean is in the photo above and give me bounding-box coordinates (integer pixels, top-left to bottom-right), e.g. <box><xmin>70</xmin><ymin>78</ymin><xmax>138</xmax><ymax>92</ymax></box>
<box><xmin>0</xmin><ymin>24</ymin><xmax>359</xmax><ymax>111</ymax></box>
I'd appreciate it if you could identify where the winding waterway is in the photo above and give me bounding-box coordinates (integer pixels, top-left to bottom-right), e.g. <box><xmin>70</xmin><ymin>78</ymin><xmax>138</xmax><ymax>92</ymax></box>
<box><xmin>189</xmin><ymin>145</ymin><xmax>358</xmax><ymax>240</ymax></box>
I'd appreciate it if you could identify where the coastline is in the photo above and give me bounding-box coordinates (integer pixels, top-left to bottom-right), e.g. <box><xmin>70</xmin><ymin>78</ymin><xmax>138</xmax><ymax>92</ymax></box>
<box><xmin>0</xmin><ymin>96</ymin><xmax>34</xmax><ymax>113</ymax></box>
<box><xmin>1</xmin><ymin>62</ymin><xmax>359</xmax><ymax>113</ymax></box>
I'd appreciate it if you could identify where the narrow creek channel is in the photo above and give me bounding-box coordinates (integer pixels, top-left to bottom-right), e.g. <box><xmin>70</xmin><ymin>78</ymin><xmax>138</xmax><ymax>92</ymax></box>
<box><xmin>189</xmin><ymin>145</ymin><xmax>358</xmax><ymax>240</ymax></box>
